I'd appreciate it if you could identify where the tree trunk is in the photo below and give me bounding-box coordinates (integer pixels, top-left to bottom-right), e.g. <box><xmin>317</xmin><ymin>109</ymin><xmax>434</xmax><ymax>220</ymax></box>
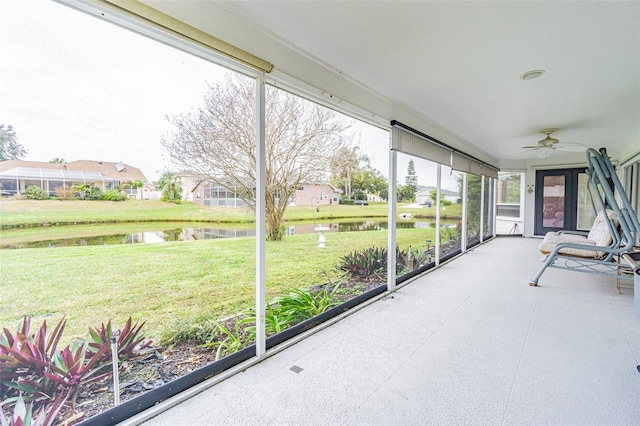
<box><xmin>266</xmin><ymin>211</ymin><xmax>283</xmax><ymax>241</ymax></box>
<box><xmin>265</xmin><ymin>194</ymin><xmax>285</xmax><ymax>241</ymax></box>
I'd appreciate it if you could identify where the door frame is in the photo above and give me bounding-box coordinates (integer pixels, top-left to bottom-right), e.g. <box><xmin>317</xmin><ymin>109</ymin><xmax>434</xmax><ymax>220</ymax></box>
<box><xmin>534</xmin><ymin>168</ymin><xmax>584</xmax><ymax>235</ymax></box>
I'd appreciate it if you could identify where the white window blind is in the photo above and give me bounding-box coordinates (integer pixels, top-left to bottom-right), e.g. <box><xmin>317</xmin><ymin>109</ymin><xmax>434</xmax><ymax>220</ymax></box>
<box><xmin>94</xmin><ymin>0</ymin><xmax>274</xmax><ymax>73</ymax></box>
<box><xmin>392</xmin><ymin>122</ymin><xmax>498</xmax><ymax>179</ymax></box>
<box><xmin>391</xmin><ymin>125</ymin><xmax>451</xmax><ymax>165</ymax></box>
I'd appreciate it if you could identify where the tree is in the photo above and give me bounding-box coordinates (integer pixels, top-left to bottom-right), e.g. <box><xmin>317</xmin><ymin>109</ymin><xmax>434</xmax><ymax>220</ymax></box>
<box><xmin>0</xmin><ymin>125</ymin><xmax>27</xmax><ymax>161</ymax></box>
<box><xmin>157</xmin><ymin>172</ymin><xmax>182</xmax><ymax>202</ymax></box>
<box><xmin>404</xmin><ymin>159</ymin><xmax>418</xmax><ymax>202</ymax></box>
<box><xmin>330</xmin><ymin>146</ymin><xmax>360</xmax><ymax>199</ymax></box>
<box><xmin>50</xmin><ymin>158</ymin><xmax>66</xmax><ymax>163</ymax></box>
<box><xmin>133</xmin><ymin>180</ymin><xmax>144</xmax><ymax>199</ymax></box>
<box><xmin>162</xmin><ymin>74</ymin><xmax>352</xmax><ymax>240</ymax></box>
<box><xmin>350</xmin><ymin>167</ymin><xmax>387</xmax><ymax>199</ymax></box>
<box><xmin>331</xmin><ymin>145</ymin><xmax>386</xmax><ymax>201</ymax></box>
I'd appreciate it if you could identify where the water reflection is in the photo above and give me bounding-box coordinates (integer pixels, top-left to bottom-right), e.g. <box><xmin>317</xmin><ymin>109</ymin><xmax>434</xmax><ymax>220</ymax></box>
<box><xmin>1</xmin><ymin>220</ymin><xmax>456</xmax><ymax>249</ymax></box>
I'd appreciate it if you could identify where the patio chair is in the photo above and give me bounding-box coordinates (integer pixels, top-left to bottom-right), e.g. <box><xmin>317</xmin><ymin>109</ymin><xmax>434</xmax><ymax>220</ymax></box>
<box><xmin>530</xmin><ymin>148</ymin><xmax>640</xmax><ymax>287</ymax></box>
<box><xmin>537</xmin><ymin>210</ymin><xmax>619</xmax><ymax>259</ymax></box>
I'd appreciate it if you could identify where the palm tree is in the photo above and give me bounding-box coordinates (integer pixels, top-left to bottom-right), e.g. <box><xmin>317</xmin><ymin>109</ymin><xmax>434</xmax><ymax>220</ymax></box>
<box><xmin>157</xmin><ymin>172</ymin><xmax>182</xmax><ymax>201</ymax></box>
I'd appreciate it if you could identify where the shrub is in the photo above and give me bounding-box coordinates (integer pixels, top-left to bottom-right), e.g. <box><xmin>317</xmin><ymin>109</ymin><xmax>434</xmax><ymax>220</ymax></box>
<box><xmin>71</xmin><ymin>185</ymin><xmax>104</xmax><ymax>200</ymax></box>
<box><xmin>241</xmin><ymin>304</ymin><xmax>297</xmax><ymax>338</ymax></box>
<box><xmin>103</xmin><ymin>190</ymin><xmax>127</xmax><ymax>201</ymax></box>
<box><xmin>54</xmin><ymin>185</ymin><xmax>73</xmax><ymax>201</ymax></box>
<box><xmin>160</xmin><ymin>316</ymin><xmax>220</xmax><ymax>345</ymax></box>
<box><xmin>339</xmin><ymin>199</ymin><xmax>355</xmax><ymax>205</ymax></box>
<box><xmin>274</xmin><ymin>280</ymin><xmax>342</xmax><ymax>323</ymax></box>
<box><xmin>396</xmin><ymin>245</ymin><xmax>429</xmax><ymax>275</ymax></box>
<box><xmin>202</xmin><ymin>316</ymin><xmax>253</xmax><ymax>360</ymax></box>
<box><xmin>71</xmin><ymin>184</ymin><xmax>89</xmax><ymax>199</ymax></box>
<box><xmin>338</xmin><ymin>246</ymin><xmax>387</xmax><ymax>279</ymax></box>
<box><xmin>355</xmin><ymin>191</ymin><xmax>367</xmax><ymax>201</ymax></box>
<box><xmin>85</xmin><ymin>187</ymin><xmax>104</xmax><ymax>200</ymax></box>
<box><xmin>338</xmin><ymin>245</ymin><xmax>431</xmax><ymax>279</ymax></box>
<box><xmin>23</xmin><ymin>186</ymin><xmax>48</xmax><ymax>200</ymax></box>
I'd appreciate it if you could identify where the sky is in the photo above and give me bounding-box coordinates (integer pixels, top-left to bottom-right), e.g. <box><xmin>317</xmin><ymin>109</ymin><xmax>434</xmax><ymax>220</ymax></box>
<box><xmin>0</xmin><ymin>0</ymin><xmax>458</xmax><ymax>191</ymax></box>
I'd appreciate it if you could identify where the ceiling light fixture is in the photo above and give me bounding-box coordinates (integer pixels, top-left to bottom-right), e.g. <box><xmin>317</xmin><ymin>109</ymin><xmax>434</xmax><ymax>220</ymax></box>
<box><xmin>520</xmin><ymin>69</ymin><xmax>545</xmax><ymax>80</ymax></box>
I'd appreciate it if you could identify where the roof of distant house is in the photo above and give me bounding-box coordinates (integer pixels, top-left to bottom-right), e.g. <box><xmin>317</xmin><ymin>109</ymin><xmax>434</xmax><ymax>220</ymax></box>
<box><xmin>0</xmin><ymin>160</ymin><xmax>148</xmax><ymax>183</ymax></box>
<box><xmin>416</xmin><ymin>186</ymin><xmax>458</xmax><ymax>197</ymax></box>
<box><xmin>0</xmin><ymin>167</ymin><xmax>117</xmax><ymax>182</ymax></box>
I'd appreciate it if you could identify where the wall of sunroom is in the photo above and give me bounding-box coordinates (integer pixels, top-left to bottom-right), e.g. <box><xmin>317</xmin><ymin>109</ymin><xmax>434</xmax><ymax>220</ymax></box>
<box><xmin>9</xmin><ymin>2</ymin><xmax>635</xmax><ymax>423</ymax></box>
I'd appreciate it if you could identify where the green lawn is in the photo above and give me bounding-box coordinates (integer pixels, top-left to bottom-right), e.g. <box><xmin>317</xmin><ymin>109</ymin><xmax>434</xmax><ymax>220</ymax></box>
<box><xmin>0</xmin><ymin>199</ymin><xmax>462</xmax><ymax>228</ymax></box>
<box><xmin>0</xmin><ymin>229</ymin><xmax>434</xmax><ymax>342</ymax></box>
<box><xmin>0</xmin><ymin>199</ymin><xmax>461</xmax><ymax>343</ymax></box>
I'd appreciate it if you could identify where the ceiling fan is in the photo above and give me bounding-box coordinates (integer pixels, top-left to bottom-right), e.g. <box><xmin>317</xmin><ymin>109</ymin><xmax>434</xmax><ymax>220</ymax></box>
<box><xmin>521</xmin><ymin>128</ymin><xmax>585</xmax><ymax>158</ymax></box>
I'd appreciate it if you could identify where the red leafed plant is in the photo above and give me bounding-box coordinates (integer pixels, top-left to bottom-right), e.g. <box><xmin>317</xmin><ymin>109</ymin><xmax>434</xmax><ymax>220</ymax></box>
<box><xmin>87</xmin><ymin>317</ymin><xmax>153</xmax><ymax>363</ymax></box>
<box><xmin>0</xmin><ymin>317</ymin><xmax>68</xmax><ymax>407</ymax></box>
<box><xmin>1</xmin><ymin>315</ymin><xmax>152</xmax><ymax>415</ymax></box>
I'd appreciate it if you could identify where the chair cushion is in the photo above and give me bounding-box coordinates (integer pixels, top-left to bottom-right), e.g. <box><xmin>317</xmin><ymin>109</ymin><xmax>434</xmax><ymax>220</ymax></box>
<box><xmin>586</xmin><ymin>210</ymin><xmax>618</xmax><ymax>247</ymax></box>
<box><xmin>538</xmin><ymin>210</ymin><xmax>618</xmax><ymax>258</ymax></box>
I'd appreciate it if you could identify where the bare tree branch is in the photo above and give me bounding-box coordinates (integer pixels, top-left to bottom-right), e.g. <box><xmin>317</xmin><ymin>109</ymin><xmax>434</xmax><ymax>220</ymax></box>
<box><xmin>161</xmin><ymin>73</ymin><xmax>353</xmax><ymax>240</ymax></box>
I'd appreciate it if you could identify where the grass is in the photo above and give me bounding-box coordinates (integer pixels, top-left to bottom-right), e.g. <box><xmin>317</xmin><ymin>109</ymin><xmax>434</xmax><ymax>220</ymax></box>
<box><xmin>0</xmin><ymin>199</ymin><xmax>461</xmax><ymax>343</ymax></box>
<box><xmin>0</xmin><ymin>229</ymin><xmax>434</xmax><ymax>343</ymax></box>
<box><xmin>0</xmin><ymin>199</ymin><xmax>463</xmax><ymax>228</ymax></box>
<box><xmin>0</xmin><ymin>200</ymin><xmax>251</xmax><ymax>228</ymax></box>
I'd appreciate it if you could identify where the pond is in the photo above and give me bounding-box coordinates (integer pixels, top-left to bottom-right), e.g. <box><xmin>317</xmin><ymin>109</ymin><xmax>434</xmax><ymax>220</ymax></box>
<box><xmin>0</xmin><ymin>219</ymin><xmax>458</xmax><ymax>249</ymax></box>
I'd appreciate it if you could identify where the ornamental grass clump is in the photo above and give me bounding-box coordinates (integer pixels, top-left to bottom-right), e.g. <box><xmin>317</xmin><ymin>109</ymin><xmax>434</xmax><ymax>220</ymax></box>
<box><xmin>274</xmin><ymin>280</ymin><xmax>342</xmax><ymax>323</ymax></box>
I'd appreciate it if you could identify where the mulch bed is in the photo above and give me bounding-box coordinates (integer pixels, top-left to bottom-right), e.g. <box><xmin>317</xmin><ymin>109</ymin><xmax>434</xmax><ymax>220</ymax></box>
<box><xmin>63</xmin><ymin>341</ymin><xmax>218</xmax><ymax>423</ymax></box>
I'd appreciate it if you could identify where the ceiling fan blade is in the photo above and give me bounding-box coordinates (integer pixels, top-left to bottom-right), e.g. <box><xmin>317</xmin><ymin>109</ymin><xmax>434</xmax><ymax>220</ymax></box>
<box><xmin>555</xmin><ymin>143</ymin><xmax>586</xmax><ymax>152</ymax></box>
<box><xmin>521</xmin><ymin>145</ymin><xmax>541</xmax><ymax>150</ymax></box>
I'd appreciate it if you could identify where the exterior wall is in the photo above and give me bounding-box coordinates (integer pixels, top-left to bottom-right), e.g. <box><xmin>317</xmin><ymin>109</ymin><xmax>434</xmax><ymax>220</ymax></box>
<box><xmin>294</xmin><ymin>184</ymin><xmax>339</xmax><ymax>206</ymax></box>
<box><xmin>0</xmin><ymin>160</ymin><xmax>146</xmax><ymax>198</ymax></box>
<box><xmin>195</xmin><ymin>182</ymin><xmax>249</xmax><ymax>207</ymax></box>
<box><xmin>0</xmin><ymin>178</ymin><xmax>114</xmax><ymax>196</ymax></box>
<box><xmin>191</xmin><ymin>181</ymin><xmax>206</xmax><ymax>205</ymax></box>
<box><xmin>192</xmin><ymin>182</ymin><xmax>340</xmax><ymax>207</ymax></box>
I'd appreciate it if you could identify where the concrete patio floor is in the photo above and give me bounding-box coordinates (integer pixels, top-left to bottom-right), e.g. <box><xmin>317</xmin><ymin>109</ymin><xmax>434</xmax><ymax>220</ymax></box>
<box><xmin>136</xmin><ymin>237</ymin><xmax>640</xmax><ymax>425</ymax></box>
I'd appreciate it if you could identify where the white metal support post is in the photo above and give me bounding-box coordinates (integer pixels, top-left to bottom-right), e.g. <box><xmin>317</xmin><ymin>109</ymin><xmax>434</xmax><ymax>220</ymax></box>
<box><xmin>493</xmin><ymin>177</ymin><xmax>497</xmax><ymax>238</ymax></box>
<box><xmin>461</xmin><ymin>173</ymin><xmax>468</xmax><ymax>252</ymax></box>
<box><xmin>435</xmin><ymin>164</ymin><xmax>441</xmax><ymax>266</ymax></box>
<box><xmin>480</xmin><ymin>175</ymin><xmax>485</xmax><ymax>243</ymax></box>
<box><xmin>255</xmin><ymin>74</ymin><xmax>266</xmax><ymax>357</ymax></box>
<box><xmin>388</xmin><ymin>146</ymin><xmax>397</xmax><ymax>292</ymax></box>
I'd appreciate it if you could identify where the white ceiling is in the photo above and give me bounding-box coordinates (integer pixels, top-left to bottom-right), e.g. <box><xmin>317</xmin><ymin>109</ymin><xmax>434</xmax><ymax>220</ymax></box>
<box><xmin>146</xmin><ymin>0</ymin><xmax>639</xmax><ymax>169</ymax></box>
